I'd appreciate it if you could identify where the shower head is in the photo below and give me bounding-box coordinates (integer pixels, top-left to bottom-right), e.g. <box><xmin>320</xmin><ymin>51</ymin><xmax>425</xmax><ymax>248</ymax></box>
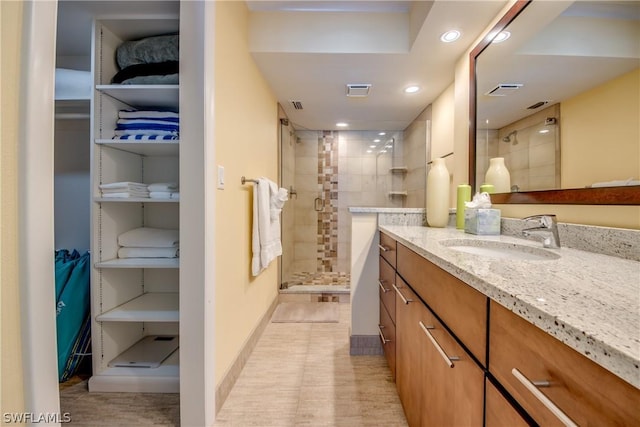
<box><xmin>502</xmin><ymin>130</ymin><xmax>517</xmax><ymax>143</ymax></box>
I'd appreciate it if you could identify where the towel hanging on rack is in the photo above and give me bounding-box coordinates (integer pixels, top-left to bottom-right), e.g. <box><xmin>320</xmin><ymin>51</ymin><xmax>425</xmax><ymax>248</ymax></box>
<box><xmin>251</xmin><ymin>178</ymin><xmax>288</xmax><ymax>276</ymax></box>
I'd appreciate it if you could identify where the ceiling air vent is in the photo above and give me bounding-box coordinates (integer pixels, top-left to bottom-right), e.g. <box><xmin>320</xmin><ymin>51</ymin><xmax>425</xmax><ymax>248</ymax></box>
<box><xmin>527</xmin><ymin>101</ymin><xmax>549</xmax><ymax>110</ymax></box>
<box><xmin>485</xmin><ymin>83</ymin><xmax>523</xmax><ymax>96</ymax></box>
<box><xmin>289</xmin><ymin>100</ymin><xmax>303</xmax><ymax>110</ymax></box>
<box><xmin>346</xmin><ymin>84</ymin><xmax>372</xmax><ymax>97</ymax></box>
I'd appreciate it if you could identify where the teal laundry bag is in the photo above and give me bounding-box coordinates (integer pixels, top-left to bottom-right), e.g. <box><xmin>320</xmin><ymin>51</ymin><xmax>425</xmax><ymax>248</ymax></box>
<box><xmin>55</xmin><ymin>249</ymin><xmax>80</xmax><ymax>301</ymax></box>
<box><xmin>56</xmin><ymin>251</ymin><xmax>90</xmax><ymax>381</ymax></box>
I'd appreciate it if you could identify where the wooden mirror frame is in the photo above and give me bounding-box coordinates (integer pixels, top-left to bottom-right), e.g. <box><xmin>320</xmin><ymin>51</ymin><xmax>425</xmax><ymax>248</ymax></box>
<box><xmin>468</xmin><ymin>0</ymin><xmax>640</xmax><ymax>205</ymax></box>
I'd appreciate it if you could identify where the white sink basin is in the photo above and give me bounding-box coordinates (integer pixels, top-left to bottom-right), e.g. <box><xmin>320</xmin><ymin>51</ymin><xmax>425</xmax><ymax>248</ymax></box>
<box><xmin>439</xmin><ymin>239</ymin><xmax>560</xmax><ymax>261</ymax></box>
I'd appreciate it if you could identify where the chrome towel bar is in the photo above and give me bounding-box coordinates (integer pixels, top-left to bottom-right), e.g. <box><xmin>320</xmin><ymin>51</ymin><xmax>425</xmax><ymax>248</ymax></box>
<box><xmin>241</xmin><ymin>176</ymin><xmax>258</xmax><ymax>184</ymax></box>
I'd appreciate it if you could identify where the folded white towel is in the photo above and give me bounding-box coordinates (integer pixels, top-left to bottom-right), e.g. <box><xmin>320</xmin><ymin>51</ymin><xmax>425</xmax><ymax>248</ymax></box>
<box><xmin>251</xmin><ymin>178</ymin><xmax>288</xmax><ymax>276</ymax></box>
<box><xmin>148</xmin><ymin>182</ymin><xmax>178</xmax><ymax>192</ymax></box>
<box><xmin>150</xmin><ymin>192</ymin><xmax>172</xmax><ymax>199</ymax></box>
<box><xmin>170</xmin><ymin>192</ymin><xmax>180</xmax><ymax>200</ymax></box>
<box><xmin>118</xmin><ymin>227</ymin><xmax>179</xmax><ymax>248</ymax></box>
<box><xmin>102</xmin><ymin>192</ymin><xmax>149</xmax><ymax>199</ymax></box>
<box><xmin>118</xmin><ymin>247</ymin><xmax>179</xmax><ymax>258</ymax></box>
<box><xmin>99</xmin><ymin>181</ymin><xmax>148</xmax><ymax>190</ymax></box>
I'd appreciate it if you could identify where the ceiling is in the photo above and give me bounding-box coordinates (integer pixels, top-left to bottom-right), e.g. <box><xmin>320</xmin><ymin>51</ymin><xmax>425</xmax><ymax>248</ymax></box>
<box><xmin>56</xmin><ymin>0</ymin><xmax>508</xmax><ymax>131</ymax></box>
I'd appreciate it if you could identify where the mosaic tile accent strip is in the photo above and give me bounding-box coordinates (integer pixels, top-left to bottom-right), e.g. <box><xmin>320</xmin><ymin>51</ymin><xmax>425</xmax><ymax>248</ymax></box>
<box><xmin>317</xmin><ymin>131</ymin><xmax>340</xmax><ymax>272</ymax></box>
<box><xmin>282</xmin><ymin>272</ymin><xmax>351</xmax><ymax>288</ymax></box>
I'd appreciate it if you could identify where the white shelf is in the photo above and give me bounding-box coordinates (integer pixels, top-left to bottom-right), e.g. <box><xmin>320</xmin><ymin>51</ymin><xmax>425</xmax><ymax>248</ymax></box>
<box><xmin>96</xmin><ymin>85</ymin><xmax>179</xmax><ymax>110</ymax></box>
<box><xmin>94</xmin><ymin>197</ymin><xmax>179</xmax><ymax>203</ymax></box>
<box><xmin>95</xmin><ymin>139</ymin><xmax>179</xmax><ymax>156</ymax></box>
<box><xmin>97</xmin><ymin>293</ymin><xmax>179</xmax><ymax>322</ymax></box>
<box><xmin>88</xmin><ymin>350</ymin><xmax>179</xmax><ymax>393</ymax></box>
<box><xmin>390</xmin><ymin>166</ymin><xmax>408</xmax><ymax>173</ymax></box>
<box><xmin>95</xmin><ymin>258</ymin><xmax>179</xmax><ymax>269</ymax></box>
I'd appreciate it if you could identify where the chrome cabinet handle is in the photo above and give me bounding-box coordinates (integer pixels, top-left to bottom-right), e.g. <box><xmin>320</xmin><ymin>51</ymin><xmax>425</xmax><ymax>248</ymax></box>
<box><xmin>378</xmin><ymin>280</ymin><xmax>391</xmax><ymax>293</ymax></box>
<box><xmin>392</xmin><ymin>284</ymin><xmax>413</xmax><ymax>304</ymax></box>
<box><xmin>378</xmin><ymin>244</ymin><xmax>389</xmax><ymax>252</ymax></box>
<box><xmin>419</xmin><ymin>321</ymin><xmax>459</xmax><ymax>368</ymax></box>
<box><xmin>378</xmin><ymin>325</ymin><xmax>391</xmax><ymax>344</ymax></box>
<box><xmin>511</xmin><ymin>368</ymin><xmax>578</xmax><ymax>427</ymax></box>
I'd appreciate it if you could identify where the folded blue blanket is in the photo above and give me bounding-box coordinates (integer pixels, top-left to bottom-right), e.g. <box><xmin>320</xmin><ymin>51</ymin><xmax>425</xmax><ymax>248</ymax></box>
<box><xmin>115</xmin><ymin>123</ymin><xmax>179</xmax><ymax>132</ymax></box>
<box><xmin>119</xmin><ymin>110</ymin><xmax>179</xmax><ymax>120</ymax></box>
<box><xmin>117</xmin><ymin>118</ymin><xmax>179</xmax><ymax>126</ymax></box>
<box><xmin>114</xmin><ymin>129</ymin><xmax>179</xmax><ymax>137</ymax></box>
<box><xmin>113</xmin><ymin>135</ymin><xmax>179</xmax><ymax>140</ymax></box>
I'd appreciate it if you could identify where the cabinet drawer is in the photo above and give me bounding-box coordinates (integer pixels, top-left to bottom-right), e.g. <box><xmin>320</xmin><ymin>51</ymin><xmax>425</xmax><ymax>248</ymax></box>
<box><xmin>485</xmin><ymin>379</ymin><xmax>530</xmax><ymax>427</ymax></box>
<box><xmin>490</xmin><ymin>301</ymin><xmax>640</xmax><ymax>426</ymax></box>
<box><xmin>379</xmin><ymin>232</ymin><xmax>397</xmax><ymax>268</ymax></box>
<box><xmin>397</xmin><ymin>243</ymin><xmax>487</xmax><ymax>366</ymax></box>
<box><xmin>379</xmin><ymin>300</ymin><xmax>396</xmax><ymax>380</ymax></box>
<box><xmin>378</xmin><ymin>257</ymin><xmax>396</xmax><ymax>322</ymax></box>
<box><xmin>418</xmin><ymin>294</ymin><xmax>484</xmax><ymax>427</ymax></box>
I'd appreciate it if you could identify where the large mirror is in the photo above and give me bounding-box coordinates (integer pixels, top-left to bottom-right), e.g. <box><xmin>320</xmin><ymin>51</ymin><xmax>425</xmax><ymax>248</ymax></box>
<box><xmin>470</xmin><ymin>0</ymin><xmax>640</xmax><ymax>205</ymax></box>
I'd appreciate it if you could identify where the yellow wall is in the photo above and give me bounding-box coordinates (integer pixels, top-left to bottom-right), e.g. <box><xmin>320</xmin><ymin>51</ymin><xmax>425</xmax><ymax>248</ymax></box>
<box><xmin>431</xmin><ymin>83</ymin><xmax>456</xmax><ymax>207</ymax></box>
<box><xmin>214</xmin><ymin>1</ymin><xmax>279</xmax><ymax>384</ymax></box>
<box><xmin>453</xmin><ymin>1</ymin><xmax>640</xmax><ymax>229</ymax></box>
<box><xmin>561</xmin><ymin>68</ymin><xmax>639</xmax><ymax>189</ymax></box>
<box><xmin>1</xmin><ymin>0</ymin><xmax>25</xmax><ymax>419</ymax></box>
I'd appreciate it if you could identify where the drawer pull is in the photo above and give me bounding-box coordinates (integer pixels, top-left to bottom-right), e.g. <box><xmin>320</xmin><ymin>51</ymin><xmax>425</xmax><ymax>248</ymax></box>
<box><xmin>378</xmin><ymin>244</ymin><xmax>390</xmax><ymax>252</ymax></box>
<box><xmin>378</xmin><ymin>280</ymin><xmax>391</xmax><ymax>293</ymax></box>
<box><xmin>511</xmin><ymin>368</ymin><xmax>578</xmax><ymax>427</ymax></box>
<box><xmin>419</xmin><ymin>321</ymin><xmax>459</xmax><ymax>368</ymax></box>
<box><xmin>392</xmin><ymin>284</ymin><xmax>413</xmax><ymax>304</ymax></box>
<box><xmin>378</xmin><ymin>325</ymin><xmax>391</xmax><ymax>344</ymax></box>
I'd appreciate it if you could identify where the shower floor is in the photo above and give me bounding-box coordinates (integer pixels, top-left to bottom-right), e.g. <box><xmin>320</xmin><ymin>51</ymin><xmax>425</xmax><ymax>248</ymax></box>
<box><xmin>281</xmin><ymin>272</ymin><xmax>350</xmax><ymax>293</ymax></box>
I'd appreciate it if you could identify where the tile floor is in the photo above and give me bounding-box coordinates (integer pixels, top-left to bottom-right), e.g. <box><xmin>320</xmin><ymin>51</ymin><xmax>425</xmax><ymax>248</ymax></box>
<box><xmin>215</xmin><ymin>302</ymin><xmax>407</xmax><ymax>426</ymax></box>
<box><xmin>60</xmin><ymin>302</ymin><xmax>407</xmax><ymax>426</ymax></box>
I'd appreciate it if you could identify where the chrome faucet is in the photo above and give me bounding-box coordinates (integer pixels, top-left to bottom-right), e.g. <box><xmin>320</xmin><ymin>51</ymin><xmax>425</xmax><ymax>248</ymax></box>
<box><xmin>522</xmin><ymin>214</ymin><xmax>561</xmax><ymax>248</ymax></box>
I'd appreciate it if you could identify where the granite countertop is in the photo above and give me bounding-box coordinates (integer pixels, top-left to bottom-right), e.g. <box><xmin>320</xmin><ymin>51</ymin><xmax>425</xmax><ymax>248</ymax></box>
<box><xmin>349</xmin><ymin>207</ymin><xmax>426</xmax><ymax>214</ymax></box>
<box><xmin>379</xmin><ymin>225</ymin><xmax>640</xmax><ymax>390</ymax></box>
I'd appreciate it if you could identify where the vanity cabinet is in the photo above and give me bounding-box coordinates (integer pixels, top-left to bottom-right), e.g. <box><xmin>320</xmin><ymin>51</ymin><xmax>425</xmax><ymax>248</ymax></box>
<box><xmin>378</xmin><ymin>252</ymin><xmax>396</xmax><ymax>378</ymax></box>
<box><xmin>490</xmin><ymin>300</ymin><xmax>640</xmax><ymax>426</ymax></box>
<box><xmin>381</xmin><ymin>232</ymin><xmax>485</xmax><ymax>426</ymax></box>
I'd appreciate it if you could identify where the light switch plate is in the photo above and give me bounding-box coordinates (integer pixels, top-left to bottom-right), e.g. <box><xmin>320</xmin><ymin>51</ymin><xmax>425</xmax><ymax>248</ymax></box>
<box><xmin>217</xmin><ymin>165</ymin><xmax>225</xmax><ymax>190</ymax></box>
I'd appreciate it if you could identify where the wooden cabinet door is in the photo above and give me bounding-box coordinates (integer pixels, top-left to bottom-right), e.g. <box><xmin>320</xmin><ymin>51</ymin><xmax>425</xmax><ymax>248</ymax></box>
<box><xmin>379</xmin><ymin>300</ymin><xmax>396</xmax><ymax>379</ymax></box>
<box><xmin>394</xmin><ymin>275</ymin><xmax>423</xmax><ymax>427</ymax></box>
<box><xmin>485</xmin><ymin>379</ymin><xmax>530</xmax><ymax>427</ymax></box>
<box><xmin>418</xmin><ymin>304</ymin><xmax>484</xmax><ymax>427</ymax></box>
<box><xmin>490</xmin><ymin>300</ymin><xmax>640</xmax><ymax>426</ymax></box>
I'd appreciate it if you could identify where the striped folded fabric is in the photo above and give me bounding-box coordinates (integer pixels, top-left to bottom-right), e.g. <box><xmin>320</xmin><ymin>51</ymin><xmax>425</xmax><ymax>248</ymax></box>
<box><xmin>118</xmin><ymin>110</ymin><xmax>179</xmax><ymax>120</ymax></box>
<box><xmin>112</xmin><ymin>134</ymin><xmax>179</xmax><ymax>140</ymax></box>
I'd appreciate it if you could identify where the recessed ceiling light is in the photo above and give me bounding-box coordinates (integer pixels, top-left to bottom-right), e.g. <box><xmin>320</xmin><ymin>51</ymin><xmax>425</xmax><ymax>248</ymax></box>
<box><xmin>404</xmin><ymin>86</ymin><xmax>420</xmax><ymax>94</ymax></box>
<box><xmin>366</xmin><ymin>150</ymin><xmax>373</xmax><ymax>153</ymax></box>
<box><xmin>492</xmin><ymin>31</ymin><xmax>511</xmax><ymax>43</ymax></box>
<box><xmin>385</xmin><ymin>145</ymin><xmax>392</xmax><ymax>148</ymax></box>
<box><xmin>373</xmin><ymin>139</ymin><xmax>381</xmax><ymax>143</ymax></box>
<box><xmin>380</xmin><ymin>150</ymin><xmax>387</xmax><ymax>153</ymax></box>
<box><xmin>369</xmin><ymin>145</ymin><xmax>376</xmax><ymax>148</ymax></box>
<box><xmin>336</xmin><ymin>122</ymin><xmax>348</xmax><ymax>127</ymax></box>
<box><xmin>539</xmin><ymin>129</ymin><xmax>550</xmax><ymax>134</ymax></box>
<box><xmin>440</xmin><ymin>30</ymin><xmax>461</xmax><ymax>43</ymax></box>
<box><xmin>378</xmin><ymin>132</ymin><xmax>386</xmax><ymax>136</ymax></box>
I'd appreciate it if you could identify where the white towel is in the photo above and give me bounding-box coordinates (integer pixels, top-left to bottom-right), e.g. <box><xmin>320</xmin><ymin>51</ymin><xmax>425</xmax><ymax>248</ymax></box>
<box><xmin>118</xmin><ymin>227</ymin><xmax>179</xmax><ymax>248</ymax></box>
<box><xmin>149</xmin><ymin>192</ymin><xmax>172</xmax><ymax>199</ymax></box>
<box><xmin>148</xmin><ymin>182</ymin><xmax>178</xmax><ymax>192</ymax></box>
<box><xmin>252</xmin><ymin>178</ymin><xmax>288</xmax><ymax>276</ymax></box>
<box><xmin>99</xmin><ymin>181</ymin><xmax>148</xmax><ymax>191</ymax></box>
<box><xmin>101</xmin><ymin>192</ymin><xmax>149</xmax><ymax>199</ymax></box>
<box><xmin>118</xmin><ymin>247</ymin><xmax>179</xmax><ymax>258</ymax></box>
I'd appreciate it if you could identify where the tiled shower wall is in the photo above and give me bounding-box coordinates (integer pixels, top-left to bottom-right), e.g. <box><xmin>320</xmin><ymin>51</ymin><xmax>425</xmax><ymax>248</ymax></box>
<box><xmin>290</xmin><ymin>130</ymin><xmax>406</xmax><ymax>276</ymax></box>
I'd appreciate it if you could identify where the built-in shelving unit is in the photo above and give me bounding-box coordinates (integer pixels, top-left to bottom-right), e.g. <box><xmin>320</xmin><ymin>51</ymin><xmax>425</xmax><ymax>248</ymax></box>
<box><xmin>88</xmin><ymin>16</ymin><xmax>180</xmax><ymax>394</ymax></box>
